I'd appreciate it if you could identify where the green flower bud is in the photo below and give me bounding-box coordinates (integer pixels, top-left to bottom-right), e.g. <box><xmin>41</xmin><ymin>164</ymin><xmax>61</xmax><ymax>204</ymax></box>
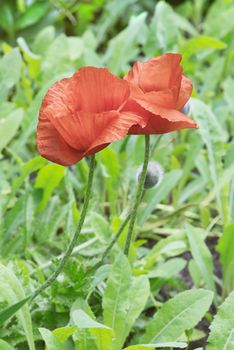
<box><xmin>137</xmin><ymin>161</ymin><xmax>164</xmax><ymax>189</ymax></box>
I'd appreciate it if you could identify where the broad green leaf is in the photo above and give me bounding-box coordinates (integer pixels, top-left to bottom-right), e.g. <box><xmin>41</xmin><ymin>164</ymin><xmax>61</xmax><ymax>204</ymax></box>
<box><xmin>16</xmin><ymin>2</ymin><xmax>49</xmax><ymax>29</ymax></box>
<box><xmin>72</xmin><ymin>309</ymin><xmax>113</xmax><ymax>350</ymax></box>
<box><xmin>147</xmin><ymin>1</ymin><xmax>179</xmax><ymax>52</ymax></box>
<box><xmin>207</xmin><ymin>291</ymin><xmax>234</xmax><ymax>350</ymax></box>
<box><xmin>71</xmin><ymin>298</ymin><xmax>98</xmax><ymax>350</ymax></box>
<box><xmin>104</xmin><ymin>13</ymin><xmax>147</xmax><ymax>74</ymax></box>
<box><xmin>217</xmin><ymin>223</ymin><xmax>234</xmax><ymax>294</ymax></box>
<box><xmin>90</xmin><ymin>212</ymin><xmax>112</xmax><ymax>243</ymax></box>
<box><xmin>0</xmin><ymin>264</ymin><xmax>35</xmax><ymax>350</ymax></box>
<box><xmin>185</xmin><ymin>223</ymin><xmax>215</xmax><ymax>291</ymax></box>
<box><xmin>182</xmin><ymin>35</ymin><xmax>227</xmax><ymax>59</ymax></box>
<box><xmin>139</xmin><ymin>170</ymin><xmax>182</xmax><ymax>225</ymax></box>
<box><xmin>68</xmin><ymin>37</ymin><xmax>84</xmax><ymax>60</ymax></box>
<box><xmin>39</xmin><ymin>328</ymin><xmax>65</xmax><ymax>350</ymax></box>
<box><xmin>142</xmin><ymin>289</ymin><xmax>213</xmax><ymax>343</ymax></box>
<box><xmin>72</xmin><ymin>310</ymin><xmax>111</xmax><ymax>330</ymax></box>
<box><xmin>0</xmin><ymin>48</ymin><xmax>21</xmax><ymax>103</ymax></box>
<box><xmin>148</xmin><ymin>258</ymin><xmax>186</xmax><ymax>279</ymax></box>
<box><xmin>118</xmin><ymin>275</ymin><xmax>150</xmax><ymax>347</ymax></box>
<box><xmin>33</xmin><ymin>26</ymin><xmax>55</xmax><ymax>54</ymax></box>
<box><xmin>0</xmin><ymin>340</ymin><xmax>15</xmax><ymax>350</ymax></box>
<box><xmin>53</xmin><ymin>327</ymin><xmax>77</xmax><ymax>342</ymax></box>
<box><xmin>204</xmin><ymin>0</ymin><xmax>234</xmax><ymax>38</ymax></box>
<box><xmin>0</xmin><ymin>108</ymin><xmax>23</xmax><ymax>153</ymax></box>
<box><xmin>35</xmin><ymin>164</ymin><xmax>66</xmax><ymax>211</ymax></box>
<box><xmin>103</xmin><ymin>252</ymin><xmax>131</xmax><ymax>350</ymax></box>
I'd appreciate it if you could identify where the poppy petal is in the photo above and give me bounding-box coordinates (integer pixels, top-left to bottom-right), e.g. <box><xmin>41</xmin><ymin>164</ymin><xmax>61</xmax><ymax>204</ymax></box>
<box><xmin>177</xmin><ymin>74</ymin><xmax>193</xmax><ymax>110</ymax></box>
<box><xmin>128</xmin><ymin>110</ymin><xmax>196</xmax><ymax>135</ymax></box>
<box><xmin>125</xmin><ymin>54</ymin><xmax>182</xmax><ymax>94</ymax></box>
<box><xmin>74</xmin><ymin>67</ymin><xmax>130</xmax><ymax>113</ymax></box>
<box><xmin>37</xmin><ymin>114</ymin><xmax>84</xmax><ymax>166</ymax></box>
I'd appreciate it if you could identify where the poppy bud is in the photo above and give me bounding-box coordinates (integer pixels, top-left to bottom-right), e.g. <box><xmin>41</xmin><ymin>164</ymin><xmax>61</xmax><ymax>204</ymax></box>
<box><xmin>136</xmin><ymin>161</ymin><xmax>164</xmax><ymax>189</ymax></box>
<box><xmin>181</xmin><ymin>100</ymin><xmax>191</xmax><ymax>116</ymax></box>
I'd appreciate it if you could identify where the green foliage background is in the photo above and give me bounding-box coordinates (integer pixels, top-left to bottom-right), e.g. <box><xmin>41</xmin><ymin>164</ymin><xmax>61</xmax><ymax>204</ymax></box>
<box><xmin>0</xmin><ymin>0</ymin><xmax>234</xmax><ymax>349</ymax></box>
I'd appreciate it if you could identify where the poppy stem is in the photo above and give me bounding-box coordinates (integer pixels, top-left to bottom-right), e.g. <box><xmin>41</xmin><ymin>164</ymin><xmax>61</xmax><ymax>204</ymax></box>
<box><xmin>31</xmin><ymin>154</ymin><xmax>96</xmax><ymax>300</ymax></box>
<box><xmin>124</xmin><ymin>135</ymin><xmax>150</xmax><ymax>256</ymax></box>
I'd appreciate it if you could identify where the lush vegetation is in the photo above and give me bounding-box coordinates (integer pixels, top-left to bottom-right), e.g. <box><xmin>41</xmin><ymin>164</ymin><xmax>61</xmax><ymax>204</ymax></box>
<box><xmin>0</xmin><ymin>0</ymin><xmax>234</xmax><ymax>349</ymax></box>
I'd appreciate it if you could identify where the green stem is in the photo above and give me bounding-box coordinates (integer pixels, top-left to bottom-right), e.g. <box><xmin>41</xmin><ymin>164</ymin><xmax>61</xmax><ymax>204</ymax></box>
<box><xmin>124</xmin><ymin>135</ymin><xmax>150</xmax><ymax>256</ymax></box>
<box><xmin>31</xmin><ymin>155</ymin><xmax>96</xmax><ymax>300</ymax></box>
<box><xmin>94</xmin><ymin>212</ymin><xmax>131</xmax><ymax>269</ymax></box>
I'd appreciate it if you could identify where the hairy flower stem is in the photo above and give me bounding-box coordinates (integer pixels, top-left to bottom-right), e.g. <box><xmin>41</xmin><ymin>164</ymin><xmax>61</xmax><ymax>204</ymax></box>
<box><xmin>31</xmin><ymin>155</ymin><xmax>96</xmax><ymax>300</ymax></box>
<box><xmin>124</xmin><ymin>135</ymin><xmax>150</xmax><ymax>256</ymax></box>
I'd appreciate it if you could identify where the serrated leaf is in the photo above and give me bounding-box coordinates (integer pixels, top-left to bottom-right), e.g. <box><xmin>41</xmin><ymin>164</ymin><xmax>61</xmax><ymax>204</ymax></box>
<box><xmin>142</xmin><ymin>289</ymin><xmax>213</xmax><ymax>343</ymax></box>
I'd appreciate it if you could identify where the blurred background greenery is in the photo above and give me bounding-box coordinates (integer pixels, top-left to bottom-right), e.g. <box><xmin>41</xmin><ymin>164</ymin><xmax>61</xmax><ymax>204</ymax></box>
<box><xmin>0</xmin><ymin>0</ymin><xmax>234</xmax><ymax>349</ymax></box>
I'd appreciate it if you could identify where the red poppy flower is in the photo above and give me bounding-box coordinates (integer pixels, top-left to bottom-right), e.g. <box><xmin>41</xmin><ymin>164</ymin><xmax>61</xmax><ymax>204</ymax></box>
<box><xmin>37</xmin><ymin>67</ymin><xmax>145</xmax><ymax>166</ymax></box>
<box><xmin>123</xmin><ymin>53</ymin><xmax>197</xmax><ymax>134</ymax></box>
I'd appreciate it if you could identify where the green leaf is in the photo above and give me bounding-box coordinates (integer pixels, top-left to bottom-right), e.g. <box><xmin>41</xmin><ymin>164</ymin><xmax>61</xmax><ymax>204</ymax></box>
<box><xmin>185</xmin><ymin>223</ymin><xmax>215</xmax><ymax>291</ymax></box>
<box><xmin>207</xmin><ymin>291</ymin><xmax>234</xmax><ymax>349</ymax></box>
<box><xmin>139</xmin><ymin>170</ymin><xmax>182</xmax><ymax>225</ymax></box>
<box><xmin>182</xmin><ymin>35</ymin><xmax>227</xmax><ymax>59</ymax></box>
<box><xmin>118</xmin><ymin>275</ymin><xmax>150</xmax><ymax>347</ymax></box>
<box><xmin>90</xmin><ymin>212</ymin><xmax>112</xmax><ymax>243</ymax></box>
<box><xmin>142</xmin><ymin>289</ymin><xmax>213</xmax><ymax>343</ymax></box>
<box><xmin>53</xmin><ymin>327</ymin><xmax>77</xmax><ymax>342</ymax></box>
<box><xmin>0</xmin><ymin>108</ymin><xmax>23</xmax><ymax>153</ymax></box>
<box><xmin>204</xmin><ymin>0</ymin><xmax>234</xmax><ymax>38</ymax></box>
<box><xmin>0</xmin><ymin>49</ymin><xmax>21</xmax><ymax>103</ymax></box>
<box><xmin>217</xmin><ymin>223</ymin><xmax>234</xmax><ymax>295</ymax></box>
<box><xmin>148</xmin><ymin>258</ymin><xmax>186</xmax><ymax>279</ymax></box>
<box><xmin>0</xmin><ymin>339</ymin><xmax>15</xmax><ymax>350</ymax></box>
<box><xmin>104</xmin><ymin>13</ymin><xmax>147</xmax><ymax>74</ymax></box>
<box><xmin>103</xmin><ymin>252</ymin><xmax>132</xmax><ymax>350</ymax></box>
<box><xmin>0</xmin><ymin>296</ymin><xmax>30</xmax><ymax>326</ymax></box>
<box><xmin>39</xmin><ymin>328</ymin><xmax>65</xmax><ymax>350</ymax></box>
<box><xmin>73</xmin><ymin>310</ymin><xmax>111</xmax><ymax>329</ymax></box>
<box><xmin>72</xmin><ymin>309</ymin><xmax>113</xmax><ymax>350</ymax></box>
<box><xmin>0</xmin><ymin>264</ymin><xmax>35</xmax><ymax>350</ymax></box>
<box><xmin>16</xmin><ymin>2</ymin><xmax>49</xmax><ymax>29</ymax></box>
<box><xmin>35</xmin><ymin>164</ymin><xmax>66</xmax><ymax>211</ymax></box>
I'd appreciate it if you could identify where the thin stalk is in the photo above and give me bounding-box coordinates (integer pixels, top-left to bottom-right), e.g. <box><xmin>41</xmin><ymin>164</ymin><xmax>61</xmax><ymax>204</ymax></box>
<box><xmin>124</xmin><ymin>135</ymin><xmax>150</xmax><ymax>256</ymax></box>
<box><xmin>31</xmin><ymin>154</ymin><xmax>96</xmax><ymax>300</ymax></box>
<box><xmin>94</xmin><ymin>212</ymin><xmax>131</xmax><ymax>269</ymax></box>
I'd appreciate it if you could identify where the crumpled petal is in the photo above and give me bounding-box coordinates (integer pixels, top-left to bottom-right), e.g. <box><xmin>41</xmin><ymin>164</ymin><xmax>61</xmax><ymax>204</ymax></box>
<box><xmin>37</xmin><ymin>112</ymin><xmax>84</xmax><ymax>166</ymax></box>
<box><xmin>74</xmin><ymin>67</ymin><xmax>130</xmax><ymax>113</ymax></box>
<box><xmin>125</xmin><ymin>53</ymin><xmax>182</xmax><ymax>94</ymax></box>
<box><xmin>37</xmin><ymin>67</ymin><xmax>141</xmax><ymax>165</ymax></box>
<box><xmin>124</xmin><ymin>53</ymin><xmax>196</xmax><ymax>134</ymax></box>
<box><xmin>128</xmin><ymin>109</ymin><xmax>196</xmax><ymax>135</ymax></box>
<box><xmin>177</xmin><ymin>75</ymin><xmax>193</xmax><ymax>110</ymax></box>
